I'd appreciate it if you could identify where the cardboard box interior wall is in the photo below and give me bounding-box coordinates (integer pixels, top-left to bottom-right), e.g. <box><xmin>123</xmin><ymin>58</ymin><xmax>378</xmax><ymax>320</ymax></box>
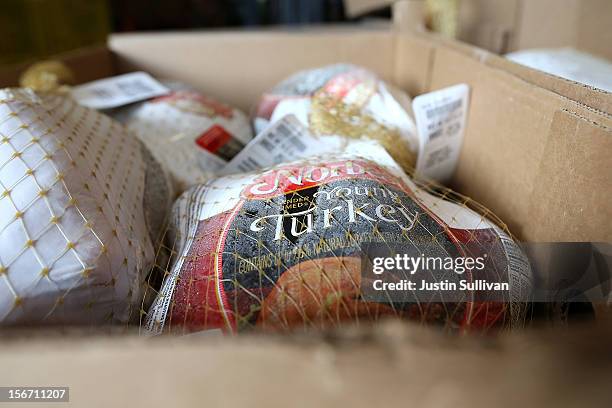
<box><xmin>455</xmin><ymin>0</ymin><xmax>612</xmax><ymax>60</ymax></box>
<box><xmin>354</xmin><ymin>0</ymin><xmax>612</xmax><ymax>60</ymax></box>
<box><xmin>2</xmin><ymin>26</ymin><xmax>609</xmax><ymax>242</ymax></box>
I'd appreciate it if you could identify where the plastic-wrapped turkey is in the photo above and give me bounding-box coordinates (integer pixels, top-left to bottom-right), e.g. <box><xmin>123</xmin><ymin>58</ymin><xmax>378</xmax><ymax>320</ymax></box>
<box><xmin>145</xmin><ymin>119</ymin><xmax>532</xmax><ymax>335</ymax></box>
<box><xmin>253</xmin><ymin>64</ymin><xmax>419</xmax><ymax>171</ymax></box>
<box><xmin>0</xmin><ymin>88</ymin><xmax>157</xmax><ymax>325</ymax></box>
<box><xmin>114</xmin><ymin>82</ymin><xmax>253</xmax><ymax>192</ymax></box>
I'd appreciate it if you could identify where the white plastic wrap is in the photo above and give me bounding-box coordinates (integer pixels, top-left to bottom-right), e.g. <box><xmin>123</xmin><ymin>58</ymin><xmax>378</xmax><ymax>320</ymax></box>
<box><xmin>116</xmin><ymin>83</ymin><xmax>253</xmax><ymax>192</ymax></box>
<box><xmin>253</xmin><ymin>64</ymin><xmax>419</xmax><ymax>170</ymax></box>
<box><xmin>0</xmin><ymin>88</ymin><xmax>154</xmax><ymax>325</ymax></box>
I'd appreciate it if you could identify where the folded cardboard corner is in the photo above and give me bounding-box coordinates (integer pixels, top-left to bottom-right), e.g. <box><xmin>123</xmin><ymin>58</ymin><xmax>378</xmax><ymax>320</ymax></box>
<box><xmin>391</xmin><ymin>0</ymin><xmax>612</xmax><ymax>61</ymax></box>
<box><xmin>398</xmin><ymin>30</ymin><xmax>611</xmax><ymax>241</ymax></box>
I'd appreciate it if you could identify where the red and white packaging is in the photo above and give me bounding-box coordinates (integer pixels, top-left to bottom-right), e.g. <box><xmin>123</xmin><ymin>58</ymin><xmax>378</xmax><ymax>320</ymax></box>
<box><xmin>117</xmin><ymin>82</ymin><xmax>253</xmax><ymax>192</ymax></box>
<box><xmin>145</xmin><ymin>126</ymin><xmax>532</xmax><ymax>335</ymax></box>
<box><xmin>253</xmin><ymin>64</ymin><xmax>419</xmax><ymax>171</ymax></box>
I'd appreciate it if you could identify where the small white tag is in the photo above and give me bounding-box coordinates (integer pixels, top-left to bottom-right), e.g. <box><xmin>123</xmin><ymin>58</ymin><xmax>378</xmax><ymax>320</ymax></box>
<box><xmin>71</xmin><ymin>72</ymin><xmax>170</xmax><ymax>109</ymax></box>
<box><xmin>223</xmin><ymin>115</ymin><xmax>346</xmax><ymax>174</ymax></box>
<box><xmin>224</xmin><ymin>114</ymin><xmax>406</xmax><ymax>176</ymax></box>
<box><xmin>413</xmin><ymin>83</ymin><xmax>469</xmax><ymax>183</ymax></box>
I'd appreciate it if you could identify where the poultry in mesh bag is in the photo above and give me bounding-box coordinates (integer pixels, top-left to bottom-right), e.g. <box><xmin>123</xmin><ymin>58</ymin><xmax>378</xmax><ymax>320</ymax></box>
<box><xmin>0</xmin><ymin>88</ymin><xmax>161</xmax><ymax>325</ymax></box>
<box><xmin>253</xmin><ymin>63</ymin><xmax>418</xmax><ymax>171</ymax></box>
<box><xmin>144</xmin><ymin>121</ymin><xmax>532</xmax><ymax>335</ymax></box>
<box><xmin>114</xmin><ymin>82</ymin><xmax>253</xmax><ymax>193</ymax></box>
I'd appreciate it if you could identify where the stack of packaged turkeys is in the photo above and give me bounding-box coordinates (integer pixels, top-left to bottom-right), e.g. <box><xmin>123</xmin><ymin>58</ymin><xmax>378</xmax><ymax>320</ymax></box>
<box><xmin>0</xmin><ymin>63</ymin><xmax>533</xmax><ymax>334</ymax></box>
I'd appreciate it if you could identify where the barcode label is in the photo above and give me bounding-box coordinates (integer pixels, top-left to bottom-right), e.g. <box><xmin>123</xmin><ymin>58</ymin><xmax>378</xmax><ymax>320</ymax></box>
<box><xmin>224</xmin><ymin>115</ymin><xmax>313</xmax><ymax>174</ymax></box>
<box><xmin>423</xmin><ymin>146</ymin><xmax>451</xmax><ymax>169</ymax></box>
<box><xmin>413</xmin><ymin>83</ymin><xmax>469</xmax><ymax>183</ymax></box>
<box><xmin>117</xmin><ymin>78</ymin><xmax>155</xmax><ymax>96</ymax></box>
<box><xmin>288</xmin><ymin>135</ymin><xmax>307</xmax><ymax>150</ymax></box>
<box><xmin>89</xmin><ymin>87</ymin><xmax>114</xmax><ymax>100</ymax></box>
<box><xmin>428</xmin><ymin>128</ymin><xmax>443</xmax><ymax>141</ymax></box>
<box><xmin>498</xmin><ymin>233</ymin><xmax>532</xmax><ymax>305</ymax></box>
<box><xmin>259</xmin><ymin>138</ymin><xmax>274</xmax><ymax>152</ymax></box>
<box><xmin>425</xmin><ymin>99</ymin><xmax>462</xmax><ymax>119</ymax></box>
<box><xmin>71</xmin><ymin>72</ymin><xmax>169</xmax><ymax>109</ymax></box>
<box><xmin>223</xmin><ymin>115</ymin><xmax>355</xmax><ymax>175</ymax></box>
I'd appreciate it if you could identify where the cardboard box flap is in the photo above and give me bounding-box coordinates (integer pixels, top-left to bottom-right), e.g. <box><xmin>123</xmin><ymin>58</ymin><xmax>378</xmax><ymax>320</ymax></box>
<box><xmin>412</xmin><ymin>38</ymin><xmax>612</xmax><ymax>241</ymax></box>
<box><xmin>528</xmin><ymin>109</ymin><xmax>612</xmax><ymax>241</ymax></box>
<box><xmin>403</xmin><ymin>30</ymin><xmax>612</xmax><ymax>113</ymax></box>
<box><xmin>1</xmin><ymin>323</ymin><xmax>611</xmax><ymax>407</ymax></box>
<box><xmin>514</xmin><ymin>0</ymin><xmax>612</xmax><ymax>61</ymax></box>
<box><xmin>485</xmin><ymin>55</ymin><xmax>611</xmax><ymax>114</ymax></box>
<box><xmin>456</xmin><ymin>0</ymin><xmax>520</xmax><ymax>54</ymax></box>
<box><xmin>109</xmin><ymin>27</ymin><xmax>396</xmax><ymax>112</ymax></box>
<box><xmin>443</xmin><ymin>0</ymin><xmax>612</xmax><ymax>61</ymax></box>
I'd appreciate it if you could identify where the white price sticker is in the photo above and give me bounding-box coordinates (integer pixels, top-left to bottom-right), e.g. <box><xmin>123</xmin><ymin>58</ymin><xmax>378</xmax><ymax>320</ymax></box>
<box><xmin>413</xmin><ymin>83</ymin><xmax>469</xmax><ymax>183</ymax></box>
<box><xmin>223</xmin><ymin>115</ymin><xmax>345</xmax><ymax>174</ymax></box>
<box><xmin>224</xmin><ymin>114</ymin><xmax>405</xmax><ymax>177</ymax></box>
<box><xmin>71</xmin><ymin>72</ymin><xmax>170</xmax><ymax>109</ymax></box>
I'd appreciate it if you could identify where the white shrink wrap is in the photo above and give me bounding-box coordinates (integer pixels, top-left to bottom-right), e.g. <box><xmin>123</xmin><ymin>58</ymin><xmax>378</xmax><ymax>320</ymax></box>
<box><xmin>253</xmin><ymin>64</ymin><xmax>418</xmax><ymax>171</ymax></box>
<box><xmin>117</xmin><ymin>83</ymin><xmax>253</xmax><ymax>192</ymax></box>
<box><xmin>0</xmin><ymin>88</ymin><xmax>154</xmax><ymax>325</ymax></box>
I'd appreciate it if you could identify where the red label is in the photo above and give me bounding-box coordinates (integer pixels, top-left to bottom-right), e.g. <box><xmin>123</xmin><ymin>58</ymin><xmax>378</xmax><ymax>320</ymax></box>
<box><xmin>242</xmin><ymin>159</ymin><xmax>408</xmax><ymax>200</ymax></box>
<box><xmin>195</xmin><ymin>125</ymin><xmax>232</xmax><ymax>154</ymax></box>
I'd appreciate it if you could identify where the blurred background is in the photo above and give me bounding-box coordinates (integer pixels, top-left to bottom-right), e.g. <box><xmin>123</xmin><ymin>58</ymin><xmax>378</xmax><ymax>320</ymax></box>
<box><xmin>1</xmin><ymin>0</ymin><xmax>362</xmax><ymax>65</ymax></box>
<box><xmin>1</xmin><ymin>0</ymin><xmax>611</xmax><ymax>90</ymax></box>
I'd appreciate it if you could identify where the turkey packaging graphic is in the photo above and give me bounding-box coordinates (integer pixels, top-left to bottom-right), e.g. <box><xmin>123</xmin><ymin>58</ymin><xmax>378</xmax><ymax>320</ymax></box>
<box><xmin>145</xmin><ymin>147</ymin><xmax>531</xmax><ymax>335</ymax></box>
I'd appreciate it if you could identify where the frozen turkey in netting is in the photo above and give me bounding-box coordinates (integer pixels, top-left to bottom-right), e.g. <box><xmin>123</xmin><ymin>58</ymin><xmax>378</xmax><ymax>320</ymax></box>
<box><xmin>0</xmin><ymin>88</ymin><xmax>154</xmax><ymax>325</ymax></box>
<box><xmin>144</xmin><ymin>136</ymin><xmax>532</xmax><ymax>335</ymax></box>
<box><xmin>253</xmin><ymin>64</ymin><xmax>419</xmax><ymax>171</ymax></box>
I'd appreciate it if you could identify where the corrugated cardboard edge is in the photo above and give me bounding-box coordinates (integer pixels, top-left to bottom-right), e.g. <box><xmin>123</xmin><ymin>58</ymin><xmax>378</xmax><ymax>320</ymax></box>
<box><xmin>393</xmin><ymin>29</ymin><xmax>611</xmax><ymax>241</ymax></box>
<box><xmin>107</xmin><ymin>26</ymin><xmax>397</xmax><ymax>112</ymax></box>
<box><xmin>0</xmin><ymin>321</ymin><xmax>611</xmax><ymax>408</ymax></box>
<box><xmin>485</xmin><ymin>56</ymin><xmax>611</xmax><ymax>114</ymax></box>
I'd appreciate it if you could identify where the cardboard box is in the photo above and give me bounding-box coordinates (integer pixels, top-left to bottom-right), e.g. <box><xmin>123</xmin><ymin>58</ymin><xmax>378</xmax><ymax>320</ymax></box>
<box><xmin>361</xmin><ymin>0</ymin><xmax>612</xmax><ymax>60</ymax></box>
<box><xmin>0</xmin><ymin>322</ymin><xmax>610</xmax><ymax>408</ymax></box>
<box><xmin>0</xmin><ymin>22</ymin><xmax>610</xmax><ymax>407</ymax></box>
<box><xmin>455</xmin><ymin>0</ymin><xmax>612</xmax><ymax>59</ymax></box>
<box><xmin>2</xmin><ymin>25</ymin><xmax>609</xmax><ymax>241</ymax></box>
